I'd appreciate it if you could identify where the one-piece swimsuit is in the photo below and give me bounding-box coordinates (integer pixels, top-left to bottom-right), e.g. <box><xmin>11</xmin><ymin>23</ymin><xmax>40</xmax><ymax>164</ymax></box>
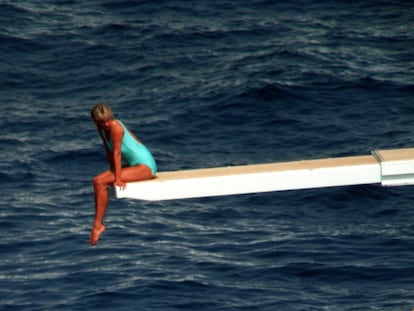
<box><xmin>101</xmin><ymin>120</ymin><xmax>157</xmax><ymax>176</ymax></box>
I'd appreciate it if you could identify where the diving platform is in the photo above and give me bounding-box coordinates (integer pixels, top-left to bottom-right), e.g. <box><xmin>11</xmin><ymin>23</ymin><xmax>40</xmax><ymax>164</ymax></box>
<box><xmin>115</xmin><ymin>148</ymin><xmax>414</xmax><ymax>201</ymax></box>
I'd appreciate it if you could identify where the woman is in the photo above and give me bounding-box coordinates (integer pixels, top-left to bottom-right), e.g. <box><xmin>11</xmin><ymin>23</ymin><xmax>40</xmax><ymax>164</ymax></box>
<box><xmin>90</xmin><ymin>103</ymin><xmax>157</xmax><ymax>245</ymax></box>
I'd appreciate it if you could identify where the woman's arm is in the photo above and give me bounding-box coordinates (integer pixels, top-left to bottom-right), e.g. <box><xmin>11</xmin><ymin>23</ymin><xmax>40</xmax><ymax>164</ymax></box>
<box><xmin>109</xmin><ymin>121</ymin><xmax>126</xmax><ymax>188</ymax></box>
<box><xmin>97</xmin><ymin>126</ymin><xmax>114</xmax><ymax>170</ymax></box>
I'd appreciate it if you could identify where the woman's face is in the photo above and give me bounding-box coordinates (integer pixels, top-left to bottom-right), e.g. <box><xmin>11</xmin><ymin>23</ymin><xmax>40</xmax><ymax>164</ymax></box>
<box><xmin>95</xmin><ymin>118</ymin><xmax>112</xmax><ymax>130</ymax></box>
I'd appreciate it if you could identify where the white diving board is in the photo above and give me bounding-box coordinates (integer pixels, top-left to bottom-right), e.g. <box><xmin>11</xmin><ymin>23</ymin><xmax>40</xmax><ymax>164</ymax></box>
<box><xmin>115</xmin><ymin>148</ymin><xmax>414</xmax><ymax>201</ymax></box>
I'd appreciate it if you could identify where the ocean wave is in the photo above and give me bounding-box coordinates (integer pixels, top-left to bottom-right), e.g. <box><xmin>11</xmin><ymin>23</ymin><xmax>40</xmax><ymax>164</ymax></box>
<box><xmin>0</xmin><ymin>163</ymin><xmax>36</xmax><ymax>183</ymax></box>
<box><xmin>0</xmin><ymin>32</ymin><xmax>47</xmax><ymax>54</ymax></box>
<box><xmin>1</xmin><ymin>1</ymin><xmax>414</xmax><ymax>310</ymax></box>
<box><xmin>238</xmin><ymin>82</ymin><xmax>306</xmax><ymax>102</ymax></box>
<box><xmin>0</xmin><ymin>3</ymin><xmax>35</xmax><ymax>22</ymax></box>
<box><xmin>37</xmin><ymin>148</ymin><xmax>100</xmax><ymax>164</ymax></box>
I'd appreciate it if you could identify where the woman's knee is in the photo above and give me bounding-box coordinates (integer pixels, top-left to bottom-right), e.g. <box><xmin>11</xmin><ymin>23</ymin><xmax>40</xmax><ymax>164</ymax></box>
<box><xmin>92</xmin><ymin>174</ymin><xmax>110</xmax><ymax>189</ymax></box>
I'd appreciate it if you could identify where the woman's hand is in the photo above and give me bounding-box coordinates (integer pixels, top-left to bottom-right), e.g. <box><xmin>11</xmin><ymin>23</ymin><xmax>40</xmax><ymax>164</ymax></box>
<box><xmin>114</xmin><ymin>179</ymin><xmax>126</xmax><ymax>190</ymax></box>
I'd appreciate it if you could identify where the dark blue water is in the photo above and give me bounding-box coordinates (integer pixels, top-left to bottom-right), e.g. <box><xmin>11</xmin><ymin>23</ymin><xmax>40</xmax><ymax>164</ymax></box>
<box><xmin>1</xmin><ymin>0</ymin><xmax>414</xmax><ymax>310</ymax></box>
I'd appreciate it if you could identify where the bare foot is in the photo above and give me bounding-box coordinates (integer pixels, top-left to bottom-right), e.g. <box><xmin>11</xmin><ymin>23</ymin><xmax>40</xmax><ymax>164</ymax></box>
<box><xmin>89</xmin><ymin>224</ymin><xmax>106</xmax><ymax>246</ymax></box>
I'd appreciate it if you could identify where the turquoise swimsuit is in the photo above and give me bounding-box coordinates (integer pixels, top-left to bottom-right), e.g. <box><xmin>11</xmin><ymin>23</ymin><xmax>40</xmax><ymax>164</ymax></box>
<box><xmin>101</xmin><ymin>120</ymin><xmax>157</xmax><ymax>176</ymax></box>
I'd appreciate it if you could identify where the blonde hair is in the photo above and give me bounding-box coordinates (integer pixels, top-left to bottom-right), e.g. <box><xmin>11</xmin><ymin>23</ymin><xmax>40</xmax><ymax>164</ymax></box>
<box><xmin>91</xmin><ymin>103</ymin><xmax>114</xmax><ymax>122</ymax></box>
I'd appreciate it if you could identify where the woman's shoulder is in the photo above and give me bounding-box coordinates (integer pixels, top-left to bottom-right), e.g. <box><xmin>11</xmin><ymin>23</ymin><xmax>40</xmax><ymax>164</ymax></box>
<box><xmin>113</xmin><ymin>119</ymin><xmax>127</xmax><ymax>128</ymax></box>
<box><xmin>109</xmin><ymin>120</ymin><xmax>125</xmax><ymax>134</ymax></box>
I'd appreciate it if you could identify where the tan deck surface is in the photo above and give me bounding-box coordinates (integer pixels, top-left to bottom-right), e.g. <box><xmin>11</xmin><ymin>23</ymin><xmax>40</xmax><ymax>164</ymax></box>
<box><xmin>154</xmin><ymin>155</ymin><xmax>378</xmax><ymax>182</ymax></box>
<box><xmin>374</xmin><ymin>148</ymin><xmax>414</xmax><ymax>162</ymax></box>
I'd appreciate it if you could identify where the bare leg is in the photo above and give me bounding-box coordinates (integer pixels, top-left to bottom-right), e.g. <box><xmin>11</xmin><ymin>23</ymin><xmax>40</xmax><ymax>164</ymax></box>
<box><xmin>90</xmin><ymin>171</ymin><xmax>111</xmax><ymax>245</ymax></box>
<box><xmin>90</xmin><ymin>165</ymin><xmax>153</xmax><ymax>245</ymax></box>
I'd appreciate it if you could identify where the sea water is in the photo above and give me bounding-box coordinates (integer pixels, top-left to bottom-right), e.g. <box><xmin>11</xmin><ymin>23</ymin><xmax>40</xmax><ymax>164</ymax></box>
<box><xmin>1</xmin><ymin>1</ymin><xmax>414</xmax><ymax>310</ymax></box>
